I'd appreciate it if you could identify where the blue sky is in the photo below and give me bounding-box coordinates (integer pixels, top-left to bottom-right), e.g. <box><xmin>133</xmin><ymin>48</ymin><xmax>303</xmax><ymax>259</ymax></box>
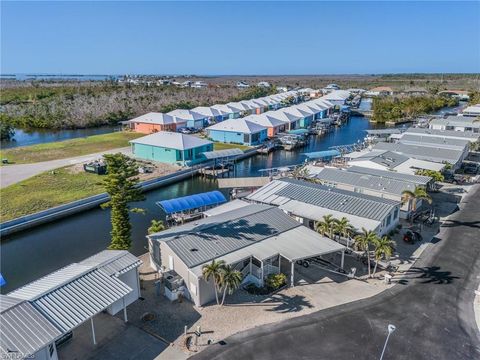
<box><xmin>1</xmin><ymin>1</ymin><xmax>479</xmax><ymax>75</ymax></box>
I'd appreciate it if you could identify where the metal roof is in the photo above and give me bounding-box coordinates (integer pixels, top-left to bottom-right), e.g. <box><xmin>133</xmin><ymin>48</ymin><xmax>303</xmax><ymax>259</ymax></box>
<box><xmin>373</xmin><ymin>142</ymin><xmax>464</xmax><ymax>164</ymax></box>
<box><xmin>79</xmin><ymin>250</ymin><xmax>142</xmax><ymax>277</ymax></box>
<box><xmin>207</xmin><ymin>118</ymin><xmax>266</xmax><ymax>134</ymax></box>
<box><xmin>369</xmin><ymin>151</ymin><xmax>409</xmax><ymax>169</ymax></box>
<box><xmin>0</xmin><ymin>295</ymin><xmax>62</xmax><ymax>359</ymax></box>
<box><xmin>130</xmin><ymin>131</ymin><xmax>212</xmax><ymax>150</ymax></box>
<box><xmin>30</xmin><ymin>270</ymin><xmax>131</xmax><ymax>333</ymax></box>
<box><xmin>365</xmin><ymin>128</ymin><xmax>402</xmax><ymax>135</ymax></box>
<box><xmin>202</xmin><ymin>148</ymin><xmax>244</xmax><ymax>160</ymax></box>
<box><xmin>313</xmin><ymin>168</ymin><xmax>417</xmax><ymax>196</ymax></box>
<box><xmin>404</xmin><ymin>127</ymin><xmax>480</xmax><ymax>142</ymax></box>
<box><xmin>246</xmin><ymin>178</ymin><xmax>399</xmax><ymax>221</ymax></box>
<box><xmin>429</xmin><ymin>116</ymin><xmax>480</xmax><ymax>128</ymax></box>
<box><xmin>347</xmin><ymin>166</ymin><xmax>431</xmax><ymax>185</ymax></box>
<box><xmin>203</xmin><ymin>199</ymin><xmax>250</xmax><ymax>217</ymax></box>
<box><xmin>128</xmin><ymin>112</ymin><xmax>175</xmax><ymax>125</ymax></box>
<box><xmin>398</xmin><ymin>134</ymin><xmax>469</xmax><ymax>150</ymax></box>
<box><xmin>151</xmin><ymin>205</ymin><xmax>301</xmax><ymax>268</ymax></box>
<box><xmin>157</xmin><ymin>190</ymin><xmax>227</xmax><ymax>214</ymax></box>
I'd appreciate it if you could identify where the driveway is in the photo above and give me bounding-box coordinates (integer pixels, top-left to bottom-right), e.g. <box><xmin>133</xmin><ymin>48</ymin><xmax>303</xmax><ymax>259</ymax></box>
<box><xmin>0</xmin><ymin>147</ymin><xmax>131</xmax><ymax>188</ymax></box>
<box><xmin>192</xmin><ymin>185</ymin><xmax>480</xmax><ymax>360</ymax></box>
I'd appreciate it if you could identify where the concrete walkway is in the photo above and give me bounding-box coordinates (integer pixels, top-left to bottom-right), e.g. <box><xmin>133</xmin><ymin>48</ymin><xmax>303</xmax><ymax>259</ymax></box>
<box><xmin>0</xmin><ymin>147</ymin><xmax>131</xmax><ymax>188</ymax></box>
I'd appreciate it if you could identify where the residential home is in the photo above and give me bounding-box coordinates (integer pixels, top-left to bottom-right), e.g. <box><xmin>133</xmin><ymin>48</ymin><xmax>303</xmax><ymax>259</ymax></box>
<box><xmin>402</xmin><ymin>127</ymin><xmax>480</xmax><ymax>143</ymax></box>
<box><xmin>236</xmin><ymin>81</ymin><xmax>250</xmax><ymax>89</ymax></box>
<box><xmin>246</xmin><ymin>178</ymin><xmax>401</xmax><ymax>236</ymax></box>
<box><xmin>267</xmin><ymin>109</ymin><xmax>303</xmax><ymax>131</ymax></box>
<box><xmin>126</xmin><ymin>112</ymin><xmax>177</xmax><ymax>133</ymax></box>
<box><xmin>429</xmin><ymin>115</ymin><xmax>480</xmax><ymax>132</ymax></box>
<box><xmin>283</xmin><ymin>106</ymin><xmax>313</xmax><ymax>128</ymax></box>
<box><xmin>148</xmin><ymin>204</ymin><xmax>346</xmax><ymax>306</ymax></box>
<box><xmin>320</xmin><ymin>90</ymin><xmax>351</xmax><ymax>106</ymax></box>
<box><xmin>243</xmin><ymin>114</ymin><xmax>287</xmax><ymax>137</ymax></box>
<box><xmin>190</xmin><ymin>106</ymin><xmax>228</xmax><ymax>124</ymax></box>
<box><xmin>167</xmin><ymin>109</ymin><xmax>208</xmax><ymax>129</ymax></box>
<box><xmin>461</xmin><ymin>104</ymin><xmax>480</xmax><ymax>118</ymax></box>
<box><xmin>365</xmin><ymin>86</ymin><xmax>394</xmax><ymax>97</ymax></box>
<box><xmin>206</xmin><ymin>118</ymin><xmax>267</xmax><ymax>145</ymax></box>
<box><xmin>211</xmin><ymin>104</ymin><xmax>237</xmax><ymax>119</ymax></box>
<box><xmin>130</xmin><ymin>132</ymin><xmax>213</xmax><ymax>166</ymax></box>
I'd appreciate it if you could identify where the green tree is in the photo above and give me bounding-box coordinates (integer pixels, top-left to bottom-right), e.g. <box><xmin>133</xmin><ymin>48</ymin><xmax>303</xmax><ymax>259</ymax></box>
<box><xmin>219</xmin><ymin>265</ymin><xmax>242</xmax><ymax>306</ymax></box>
<box><xmin>0</xmin><ymin>116</ymin><xmax>15</xmax><ymax>140</ymax></box>
<box><xmin>354</xmin><ymin>228</ymin><xmax>378</xmax><ymax>278</ymax></box>
<box><xmin>148</xmin><ymin>219</ymin><xmax>165</xmax><ymax>235</ymax></box>
<box><xmin>102</xmin><ymin>153</ymin><xmax>144</xmax><ymax>250</ymax></box>
<box><xmin>415</xmin><ymin>169</ymin><xmax>444</xmax><ymax>183</ymax></box>
<box><xmin>334</xmin><ymin>217</ymin><xmax>355</xmax><ymax>240</ymax></box>
<box><xmin>315</xmin><ymin>214</ymin><xmax>337</xmax><ymax>239</ymax></box>
<box><xmin>202</xmin><ymin>260</ymin><xmax>226</xmax><ymax>305</ymax></box>
<box><xmin>401</xmin><ymin>187</ymin><xmax>432</xmax><ymax>213</ymax></box>
<box><xmin>372</xmin><ymin>236</ymin><xmax>395</xmax><ymax>277</ymax></box>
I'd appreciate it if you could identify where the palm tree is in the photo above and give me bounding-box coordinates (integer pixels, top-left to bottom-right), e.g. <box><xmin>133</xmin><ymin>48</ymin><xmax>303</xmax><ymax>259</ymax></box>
<box><xmin>372</xmin><ymin>236</ymin><xmax>395</xmax><ymax>277</ymax></box>
<box><xmin>315</xmin><ymin>214</ymin><xmax>337</xmax><ymax>239</ymax></box>
<box><xmin>402</xmin><ymin>187</ymin><xmax>432</xmax><ymax>213</ymax></box>
<box><xmin>219</xmin><ymin>265</ymin><xmax>242</xmax><ymax>306</ymax></box>
<box><xmin>147</xmin><ymin>219</ymin><xmax>165</xmax><ymax>235</ymax></box>
<box><xmin>334</xmin><ymin>217</ymin><xmax>355</xmax><ymax>243</ymax></box>
<box><xmin>354</xmin><ymin>228</ymin><xmax>378</xmax><ymax>278</ymax></box>
<box><xmin>202</xmin><ymin>260</ymin><xmax>226</xmax><ymax>305</ymax></box>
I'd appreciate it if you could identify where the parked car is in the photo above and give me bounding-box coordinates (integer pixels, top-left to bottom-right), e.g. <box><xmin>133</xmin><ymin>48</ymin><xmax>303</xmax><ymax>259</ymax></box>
<box><xmin>403</xmin><ymin>229</ymin><xmax>422</xmax><ymax>244</ymax></box>
<box><xmin>443</xmin><ymin>173</ymin><xmax>466</xmax><ymax>185</ymax></box>
<box><xmin>462</xmin><ymin>163</ymin><xmax>478</xmax><ymax>175</ymax></box>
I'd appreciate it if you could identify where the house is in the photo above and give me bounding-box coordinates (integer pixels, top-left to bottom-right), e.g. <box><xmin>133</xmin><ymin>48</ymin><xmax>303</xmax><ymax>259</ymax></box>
<box><xmin>206</xmin><ymin>118</ymin><xmax>267</xmax><ymax>145</ymax></box>
<box><xmin>323</xmin><ymin>84</ymin><xmax>340</xmax><ymax>93</ymax></box>
<box><xmin>373</xmin><ymin>142</ymin><xmax>467</xmax><ymax>170</ymax></box>
<box><xmin>257</xmin><ymin>81</ymin><xmax>271</xmax><ymax>88</ymax></box>
<box><xmin>365</xmin><ymin>86</ymin><xmax>394</xmax><ymax>97</ymax></box>
<box><xmin>402</xmin><ymin>127</ymin><xmax>480</xmax><ymax>143</ymax></box>
<box><xmin>126</xmin><ymin>112</ymin><xmax>177</xmax><ymax>133</ymax></box>
<box><xmin>147</xmin><ymin>204</ymin><xmax>346</xmax><ymax>306</ymax></box>
<box><xmin>461</xmin><ymin>104</ymin><xmax>480</xmax><ymax>118</ymax></box>
<box><xmin>226</xmin><ymin>102</ymin><xmax>248</xmax><ymax>117</ymax></box>
<box><xmin>211</xmin><ymin>104</ymin><xmax>237</xmax><ymax>119</ymax></box>
<box><xmin>402</xmin><ymin>87</ymin><xmax>428</xmax><ymax>96</ymax></box>
<box><xmin>243</xmin><ymin>114</ymin><xmax>287</xmax><ymax>137</ymax></box>
<box><xmin>283</xmin><ymin>106</ymin><xmax>314</xmax><ymax>128</ymax></box>
<box><xmin>246</xmin><ymin>178</ymin><xmax>401</xmax><ymax>236</ymax></box>
<box><xmin>130</xmin><ymin>132</ymin><xmax>213</xmax><ymax>166</ymax></box>
<box><xmin>240</xmin><ymin>99</ymin><xmax>263</xmax><ymax>114</ymax></box>
<box><xmin>191</xmin><ymin>81</ymin><xmax>208</xmax><ymax>89</ymax></box>
<box><xmin>346</xmin><ymin>149</ymin><xmax>445</xmax><ymax>175</ymax></box>
<box><xmin>167</xmin><ymin>109</ymin><xmax>208</xmax><ymax>129</ymax></box>
<box><xmin>311</xmin><ymin>166</ymin><xmax>431</xmax><ymax>219</ymax></box>
<box><xmin>429</xmin><ymin>115</ymin><xmax>480</xmax><ymax>132</ymax></box>
<box><xmin>397</xmin><ymin>134</ymin><xmax>470</xmax><ymax>152</ymax></box>
<box><xmin>438</xmin><ymin>90</ymin><xmax>470</xmax><ymax>101</ymax></box>
<box><xmin>320</xmin><ymin>90</ymin><xmax>351</xmax><ymax>106</ymax></box>
<box><xmin>1</xmin><ymin>295</ymin><xmax>62</xmax><ymax>360</ymax></box>
<box><xmin>267</xmin><ymin>109</ymin><xmax>303</xmax><ymax>131</ymax></box>
<box><xmin>190</xmin><ymin>106</ymin><xmax>228</xmax><ymax>124</ymax></box>
<box><xmin>7</xmin><ymin>251</ymin><xmax>141</xmax><ymax>350</ymax></box>
<box><xmin>236</xmin><ymin>81</ymin><xmax>250</xmax><ymax>89</ymax></box>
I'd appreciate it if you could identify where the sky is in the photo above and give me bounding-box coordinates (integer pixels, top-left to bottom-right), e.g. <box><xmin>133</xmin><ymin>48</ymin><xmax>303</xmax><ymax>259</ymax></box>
<box><xmin>1</xmin><ymin>1</ymin><xmax>479</xmax><ymax>75</ymax></box>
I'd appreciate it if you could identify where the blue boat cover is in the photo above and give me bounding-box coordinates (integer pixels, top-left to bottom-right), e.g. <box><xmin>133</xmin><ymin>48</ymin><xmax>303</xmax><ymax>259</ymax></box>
<box><xmin>157</xmin><ymin>190</ymin><xmax>227</xmax><ymax>214</ymax></box>
<box><xmin>0</xmin><ymin>273</ymin><xmax>6</xmax><ymax>287</ymax></box>
<box><xmin>302</xmin><ymin>150</ymin><xmax>341</xmax><ymax>159</ymax></box>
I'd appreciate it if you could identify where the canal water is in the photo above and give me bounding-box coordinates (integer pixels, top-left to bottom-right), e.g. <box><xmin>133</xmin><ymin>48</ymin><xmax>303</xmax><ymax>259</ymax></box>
<box><xmin>1</xmin><ymin>126</ymin><xmax>117</xmax><ymax>149</ymax></box>
<box><xmin>1</xmin><ymin>116</ymin><xmax>380</xmax><ymax>293</ymax></box>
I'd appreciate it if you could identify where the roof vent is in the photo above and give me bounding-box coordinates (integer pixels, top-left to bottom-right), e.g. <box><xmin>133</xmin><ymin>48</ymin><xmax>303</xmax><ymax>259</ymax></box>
<box><xmin>190</xmin><ymin>248</ymin><xmax>198</xmax><ymax>252</ymax></box>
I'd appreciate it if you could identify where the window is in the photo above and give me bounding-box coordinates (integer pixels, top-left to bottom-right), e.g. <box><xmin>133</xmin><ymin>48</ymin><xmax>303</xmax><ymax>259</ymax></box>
<box><xmin>394</xmin><ymin>208</ymin><xmax>399</xmax><ymax>219</ymax></box>
<box><xmin>386</xmin><ymin>214</ymin><xmax>391</xmax><ymax>226</ymax></box>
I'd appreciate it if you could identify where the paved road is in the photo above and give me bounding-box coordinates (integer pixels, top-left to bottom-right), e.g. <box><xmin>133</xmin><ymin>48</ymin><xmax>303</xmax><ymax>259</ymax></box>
<box><xmin>193</xmin><ymin>185</ymin><xmax>480</xmax><ymax>360</ymax></box>
<box><xmin>0</xmin><ymin>147</ymin><xmax>131</xmax><ymax>188</ymax></box>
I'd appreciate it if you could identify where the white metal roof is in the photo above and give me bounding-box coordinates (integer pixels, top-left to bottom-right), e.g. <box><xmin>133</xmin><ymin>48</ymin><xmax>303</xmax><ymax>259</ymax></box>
<box><xmin>207</xmin><ymin>118</ymin><xmax>267</xmax><ymax>134</ymax></box>
<box><xmin>203</xmin><ymin>199</ymin><xmax>250</xmax><ymax>217</ymax></box>
<box><xmin>130</xmin><ymin>131</ymin><xmax>212</xmax><ymax>150</ymax></box>
<box><xmin>128</xmin><ymin>112</ymin><xmax>175</xmax><ymax>125</ymax></box>
<box><xmin>321</xmin><ymin>90</ymin><xmax>351</xmax><ymax>101</ymax></box>
<box><xmin>167</xmin><ymin>109</ymin><xmax>206</xmax><ymax>121</ymax></box>
<box><xmin>267</xmin><ymin>109</ymin><xmax>302</xmax><ymax>123</ymax></box>
<box><xmin>210</xmin><ymin>104</ymin><xmax>236</xmax><ymax>114</ymax></box>
<box><xmin>79</xmin><ymin>250</ymin><xmax>142</xmax><ymax>277</ymax></box>
<box><xmin>398</xmin><ymin>134</ymin><xmax>469</xmax><ymax>151</ymax></box>
<box><xmin>373</xmin><ymin>142</ymin><xmax>464</xmax><ymax>164</ymax></box>
<box><xmin>429</xmin><ymin>115</ymin><xmax>480</xmax><ymax>128</ymax></box>
<box><xmin>190</xmin><ymin>106</ymin><xmax>224</xmax><ymax>118</ymax></box>
<box><xmin>0</xmin><ymin>295</ymin><xmax>62</xmax><ymax>359</ymax></box>
<box><xmin>243</xmin><ymin>114</ymin><xmax>287</xmax><ymax>128</ymax></box>
<box><xmin>404</xmin><ymin>127</ymin><xmax>480</xmax><ymax>142</ymax></box>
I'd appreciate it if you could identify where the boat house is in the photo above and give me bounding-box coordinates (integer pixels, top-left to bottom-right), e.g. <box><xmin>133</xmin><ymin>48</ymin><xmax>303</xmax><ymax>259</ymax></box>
<box><xmin>206</xmin><ymin>118</ymin><xmax>267</xmax><ymax>145</ymax></box>
<box><xmin>126</xmin><ymin>112</ymin><xmax>177</xmax><ymax>133</ymax></box>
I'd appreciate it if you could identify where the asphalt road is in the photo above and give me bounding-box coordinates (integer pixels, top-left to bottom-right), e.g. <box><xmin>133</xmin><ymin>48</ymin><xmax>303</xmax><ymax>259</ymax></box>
<box><xmin>193</xmin><ymin>185</ymin><xmax>480</xmax><ymax>360</ymax></box>
<box><xmin>0</xmin><ymin>147</ymin><xmax>131</xmax><ymax>188</ymax></box>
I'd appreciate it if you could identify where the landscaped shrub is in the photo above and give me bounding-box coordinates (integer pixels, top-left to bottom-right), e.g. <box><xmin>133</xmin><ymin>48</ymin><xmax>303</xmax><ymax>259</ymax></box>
<box><xmin>265</xmin><ymin>273</ymin><xmax>287</xmax><ymax>290</ymax></box>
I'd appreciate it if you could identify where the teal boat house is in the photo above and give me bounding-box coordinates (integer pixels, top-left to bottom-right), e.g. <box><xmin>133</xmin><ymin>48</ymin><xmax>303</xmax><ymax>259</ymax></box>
<box><xmin>130</xmin><ymin>132</ymin><xmax>213</xmax><ymax>166</ymax></box>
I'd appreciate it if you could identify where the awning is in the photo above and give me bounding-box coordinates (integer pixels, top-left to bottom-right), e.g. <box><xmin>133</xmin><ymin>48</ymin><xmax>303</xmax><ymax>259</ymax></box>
<box><xmin>303</xmin><ymin>150</ymin><xmax>341</xmax><ymax>159</ymax></box>
<box><xmin>203</xmin><ymin>148</ymin><xmax>244</xmax><ymax>160</ymax></box>
<box><xmin>157</xmin><ymin>190</ymin><xmax>227</xmax><ymax>214</ymax></box>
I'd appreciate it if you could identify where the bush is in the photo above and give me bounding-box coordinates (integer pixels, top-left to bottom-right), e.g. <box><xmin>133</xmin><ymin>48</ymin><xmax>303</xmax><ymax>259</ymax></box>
<box><xmin>266</xmin><ymin>273</ymin><xmax>287</xmax><ymax>290</ymax></box>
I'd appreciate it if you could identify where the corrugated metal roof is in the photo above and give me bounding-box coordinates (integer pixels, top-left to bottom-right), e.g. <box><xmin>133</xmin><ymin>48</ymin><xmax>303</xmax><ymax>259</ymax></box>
<box><xmin>247</xmin><ymin>178</ymin><xmax>399</xmax><ymax>221</ymax></box>
<box><xmin>398</xmin><ymin>134</ymin><xmax>469</xmax><ymax>150</ymax></box>
<box><xmin>314</xmin><ymin>168</ymin><xmax>417</xmax><ymax>196</ymax></box>
<box><xmin>370</xmin><ymin>151</ymin><xmax>409</xmax><ymax>169</ymax></box>
<box><xmin>347</xmin><ymin>166</ymin><xmax>431</xmax><ymax>185</ymax></box>
<box><xmin>404</xmin><ymin>127</ymin><xmax>480</xmax><ymax>141</ymax></box>
<box><xmin>373</xmin><ymin>142</ymin><xmax>464</xmax><ymax>164</ymax></box>
<box><xmin>32</xmin><ymin>269</ymin><xmax>131</xmax><ymax>333</ymax></box>
<box><xmin>129</xmin><ymin>132</ymin><xmax>212</xmax><ymax>150</ymax></box>
<box><xmin>79</xmin><ymin>250</ymin><xmax>142</xmax><ymax>277</ymax></box>
<box><xmin>203</xmin><ymin>199</ymin><xmax>250</xmax><ymax>217</ymax></box>
<box><xmin>1</xmin><ymin>295</ymin><xmax>62</xmax><ymax>358</ymax></box>
<box><xmin>203</xmin><ymin>148</ymin><xmax>244</xmax><ymax>160</ymax></box>
<box><xmin>430</xmin><ymin>115</ymin><xmax>480</xmax><ymax>128</ymax></box>
<box><xmin>152</xmin><ymin>205</ymin><xmax>300</xmax><ymax>268</ymax></box>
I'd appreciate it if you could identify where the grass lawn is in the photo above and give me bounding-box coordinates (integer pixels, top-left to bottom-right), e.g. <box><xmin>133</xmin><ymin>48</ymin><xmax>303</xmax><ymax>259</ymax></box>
<box><xmin>212</xmin><ymin>142</ymin><xmax>251</xmax><ymax>151</ymax></box>
<box><xmin>0</xmin><ymin>167</ymin><xmax>105</xmax><ymax>222</ymax></box>
<box><xmin>0</xmin><ymin>131</ymin><xmax>143</xmax><ymax>164</ymax></box>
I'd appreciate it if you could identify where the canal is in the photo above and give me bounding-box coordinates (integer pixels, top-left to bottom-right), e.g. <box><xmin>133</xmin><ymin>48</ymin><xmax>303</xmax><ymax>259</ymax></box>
<box><xmin>1</xmin><ymin>101</ymin><xmax>464</xmax><ymax>293</ymax></box>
